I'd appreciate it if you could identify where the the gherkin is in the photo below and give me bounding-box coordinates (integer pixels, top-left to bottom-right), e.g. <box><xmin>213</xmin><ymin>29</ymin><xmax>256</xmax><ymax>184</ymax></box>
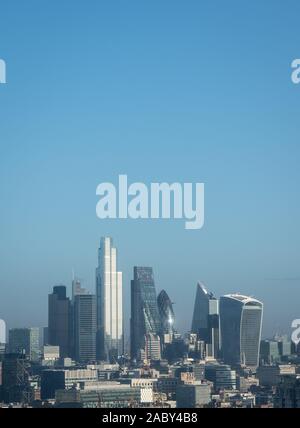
<box><xmin>157</xmin><ymin>290</ymin><xmax>175</xmax><ymax>335</ymax></box>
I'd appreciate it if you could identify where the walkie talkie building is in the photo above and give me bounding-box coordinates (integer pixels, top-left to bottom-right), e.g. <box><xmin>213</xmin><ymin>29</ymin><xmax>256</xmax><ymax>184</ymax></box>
<box><xmin>220</xmin><ymin>294</ymin><xmax>263</xmax><ymax>370</ymax></box>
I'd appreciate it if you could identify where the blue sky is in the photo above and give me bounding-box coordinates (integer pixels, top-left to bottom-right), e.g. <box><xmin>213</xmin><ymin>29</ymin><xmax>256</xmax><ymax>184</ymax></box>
<box><xmin>0</xmin><ymin>0</ymin><xmax>300</xmax><ymax>338</ymax></box>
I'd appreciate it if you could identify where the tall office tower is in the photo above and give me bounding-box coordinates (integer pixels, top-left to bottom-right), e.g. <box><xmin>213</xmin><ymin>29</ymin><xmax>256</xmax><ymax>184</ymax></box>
<box><xmin>72</xmin><ymin>277</ymin><xmax>87</xmax><ymax>301</ymax></box>
<box><xmin>9</xmin><ymin>328</ymin><xmax>40</xmax><ymax>361</ymax></box>
<box><xmin>48</xmin><ymin>285</ymin><xmax>71</xmax><ymax>358</ymax></box>
<box><xmin>96</xmin><ymin>237</ymin><xmax>123</xmax><ymax>361</ymax></box>
<box><xmin>220</xmin><ymin>294</ymin><xmax>263</xmax><ymax>370</ymax></box>
<box><xmin>157</xmin><ymin>290</ymin><xmax>175</xmax><ymax>335</ymax></box>
<box><xmin>70</xmin><ymin>278</ymin><xmax>87</xmax><ymax>358</ymax></box>
<box><xmin>191</xmin><ymin>282</ymin><xmax>220</xmax><ymax>358</ymax></box>
<box><xmin>74</xmin><ymin>294</ymin><xmax>97</xmax><ymax>362</ymax></box>
<box><xmin>130</xmin><ymin>267</ymin><xmax>162</xmax><ymax>362</ymax></box>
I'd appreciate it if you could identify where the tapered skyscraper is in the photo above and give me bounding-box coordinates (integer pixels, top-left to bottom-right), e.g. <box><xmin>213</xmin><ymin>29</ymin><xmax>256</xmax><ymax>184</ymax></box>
<box><xmin>220</xmin><ymin>294</ymin><xmax>263</xmax><ymax>370</ymax></box>
<box><xmin>96</xmin><ymin>237</ymin><xmax>123</xmax><ymax>361</ymax></box>
<box><xmin>157</xmin><ymin>290</ymin><xmax>175</xmax><ymax>335</ymax></box>
<box><xmin>191</xmin><ymin>282</ymin><xmax>220</xmax><ymax>358</ymax></box>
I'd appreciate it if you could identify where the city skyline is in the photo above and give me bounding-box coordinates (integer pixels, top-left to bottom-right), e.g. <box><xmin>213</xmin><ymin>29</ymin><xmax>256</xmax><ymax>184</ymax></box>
<box><xmin>0</xmin><ymin>236</ymin><xmax>292</xmax><ymax>341</ymax></box>
<box><xmin>1</xmin><ymin>0</ymin><xmax>300</xmax><ymax>411</ymax></box>
<box><xmin>2</xmin><ymin>238</ymin><xmax>268</xmax><ymax>369</ymax></box>
<box><xmin>0</xmin><ymin>236</ymin><xmax>270</xmax><ymax>355</ymax></box>
<box><xmin>1</xmin><ymin>236</ymin><xmax>297</xmax><ymax>409</ymax></box>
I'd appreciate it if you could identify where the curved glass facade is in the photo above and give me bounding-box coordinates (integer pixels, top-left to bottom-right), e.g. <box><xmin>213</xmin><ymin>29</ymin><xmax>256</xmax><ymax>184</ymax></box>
<box><xmin>130</xmin><ymin>267</ymin><xmax>161</xmax><ymax>361</ymax></box>
<box><xmin>220</xmin><ymin>294</ymin><xmax>263</xmax><ymax>369</ymax></box>
<box><xmin>157</xmin><ymin>290</ymin><xmax>175</xmax><ymax>335</ymax></box>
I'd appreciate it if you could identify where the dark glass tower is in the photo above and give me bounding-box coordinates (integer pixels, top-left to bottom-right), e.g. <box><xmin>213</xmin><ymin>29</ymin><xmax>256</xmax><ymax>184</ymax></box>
<box><xmin>157</xmin><ymin>290</ymin><xmax>175</xmax><ymax>335</ymax></box>
<box><xmin>74</xmin><ymin>294</ymin><xmax>97</xmax><ymax>363</ymax></box>
<box><xmin>48</xmin><ymin>285</ymin><xmax>71</xmax><ymax>358</ymax></box>
<box><xmin>130</xmin><ymin>267</ymin><xmax>161</xmax><ymax>361</ymax></box>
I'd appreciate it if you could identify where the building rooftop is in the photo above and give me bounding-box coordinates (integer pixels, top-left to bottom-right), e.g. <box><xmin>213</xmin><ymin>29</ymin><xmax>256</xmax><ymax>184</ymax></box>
<box><xmin>223</xmin><ymin>294</ymin><xmax>262</xmax><ymax>306</ymax></box>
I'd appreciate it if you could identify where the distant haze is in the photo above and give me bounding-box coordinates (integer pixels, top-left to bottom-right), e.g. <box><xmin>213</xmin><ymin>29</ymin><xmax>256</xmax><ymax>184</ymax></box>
<box><xmin>0</xmin><ymin>1</ymin><xmax>299</xmax><ymax>341</ymax></box>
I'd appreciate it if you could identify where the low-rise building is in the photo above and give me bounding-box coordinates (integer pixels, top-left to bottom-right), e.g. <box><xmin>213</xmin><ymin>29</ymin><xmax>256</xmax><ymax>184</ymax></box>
<box><xmin>176</xmin><ymin>382</ymin><xmax>211</xmax><ymax>408</ymax></box>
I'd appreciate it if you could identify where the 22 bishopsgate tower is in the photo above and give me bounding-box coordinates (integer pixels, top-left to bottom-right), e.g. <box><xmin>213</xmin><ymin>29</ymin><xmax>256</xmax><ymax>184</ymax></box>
<box><xmin>96</xmin><ymin>237</ymin><xmax>123</xmax><ymax>361</ymax></box>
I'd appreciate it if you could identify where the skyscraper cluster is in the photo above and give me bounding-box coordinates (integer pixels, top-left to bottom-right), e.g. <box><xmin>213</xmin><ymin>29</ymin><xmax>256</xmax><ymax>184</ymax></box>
<box><xmin>3</xmin><ymin>235</ymin><xmax>264</xmax><ymax>384</ymax></box>
<box><xmin>46</xmin><ymin>237</ymin><xmax>123</xmax><ymax>363</ymax></box>
<box><xmin>5</xmin><ymin>235</ymin><xmax>300</xmax><ymax>409</ymax></box>
<box><xmin>45</xmin><ymin>238</ymin><xmax>177</xmax><ymax>365</ymax></box>
<box><xmin>45</xmin><ymin>236</ymin><xmax>263</xmax><ymax>372</ymax></box>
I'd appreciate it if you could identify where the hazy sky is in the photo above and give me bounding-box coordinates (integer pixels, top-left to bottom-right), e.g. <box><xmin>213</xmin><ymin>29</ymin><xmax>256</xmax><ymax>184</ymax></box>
<box><xmin>0</xmin><ymin>1</ymin><xmax>300</xmax><ymax>339</ymax></box>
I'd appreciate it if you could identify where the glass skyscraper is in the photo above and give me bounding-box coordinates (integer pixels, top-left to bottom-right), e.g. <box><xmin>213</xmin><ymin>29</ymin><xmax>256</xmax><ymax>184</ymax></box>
<box><xmin>130</xmin><ymin>267</ymin><xmax>162</xmax><ymax>361</ymax></box>
<box><xmin>8</xmin><ymin>327</ymin><xmax>40</xmax><ymax>361</ymax></box>
<box><xmin>157</xmin><ymin>290</ymin><xmax>175</xmax><ymax>335</ymax></box>
<box><xmin>191</xmin><ymin>282</ymin><xmax>220</xmax><ymax>358</ymax></box>
<box><xmin>96</xmin><ymin>237</ymin><xmax>123</xmax><ymax>361</ymax></box>
<box><xmin>74</xmin><ymin>294</ymin><xmax>97</xmax><ymax>363</ymax></box>
<box><xmin>72</xmin><ymin>277</ymin><xmax>86</xmax><ymax>301</ymax></box>
<box><xmin>48</xmin><ymin>285</ymin><xmax>71</xmax><ymax>358</ymax></box>
<box><xmin>220</xmin><ymin>294</ymin><xmax>263</xmax><ymax>370</ymax></box>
